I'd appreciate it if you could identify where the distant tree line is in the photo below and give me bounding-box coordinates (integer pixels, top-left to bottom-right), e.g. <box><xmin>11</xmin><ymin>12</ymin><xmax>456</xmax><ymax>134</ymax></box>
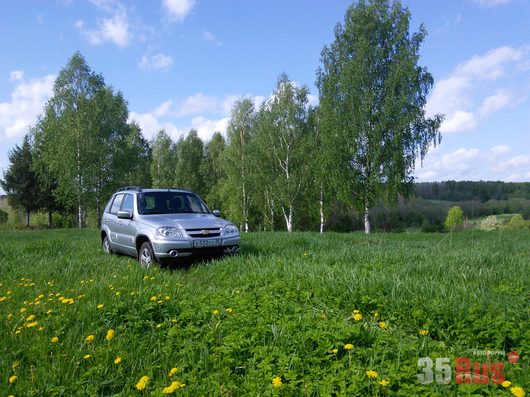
<box><xmin>1</xmin><ymin>1</ymin><xmax>449</xmax><ymax>232</ymax></box>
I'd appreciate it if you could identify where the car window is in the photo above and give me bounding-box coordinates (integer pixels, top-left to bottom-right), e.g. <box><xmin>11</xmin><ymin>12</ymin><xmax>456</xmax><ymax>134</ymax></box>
<box><xmin>110</xmin><ymin>194</ymin><xmax>124</xmax><ymax>215</ymax></box>
<box><xmin>137</xmin><ymin>192</ymin><xmax>210</xmax><ymax>215</ymax></box>
<box><xmin>121</xmin><ymin>194</ymin><xmax>134</xmax><ymax>213</ymax></box>
<box><xmin>104</xmin><ymin>197</ymin><xmax>114</xmax><ymax>214</ymax></box>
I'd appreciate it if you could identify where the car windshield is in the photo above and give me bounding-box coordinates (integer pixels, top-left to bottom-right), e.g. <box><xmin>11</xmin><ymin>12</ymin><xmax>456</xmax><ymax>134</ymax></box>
<box><xmin>137</xmin><ymin>192</ymin><xmax>210</xmax><ymax>215</ymax></box>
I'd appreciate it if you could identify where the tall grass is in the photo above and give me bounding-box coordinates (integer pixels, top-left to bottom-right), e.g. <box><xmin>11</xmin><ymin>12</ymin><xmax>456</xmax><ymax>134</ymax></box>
<box><xmin>0</xmin><ymin>229</ymin><xmax>528</xmax><ymax>396</ymax></box>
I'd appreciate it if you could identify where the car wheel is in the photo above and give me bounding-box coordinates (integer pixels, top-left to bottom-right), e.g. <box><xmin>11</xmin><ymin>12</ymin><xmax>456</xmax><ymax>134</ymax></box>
<box><xmin>102</xmin><ymin>235</ymin><xmax>113</xmax><ymax>254</ymax></box>
<box><xmin>139</xmin><ymin>241</ymin><xmax>157</xmax><ymax>268</ymax></box>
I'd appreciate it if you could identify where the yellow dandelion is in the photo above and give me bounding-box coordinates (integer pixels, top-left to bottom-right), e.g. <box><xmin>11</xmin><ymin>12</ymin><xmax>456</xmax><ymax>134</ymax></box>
<box><xmin>25</xmin><ymin>321</ymin><xmax>38</xmax><ymax>328</ymax></box>
<box><xmin>366</xmin><ymin>370</ymin><xmax>378</xmax><ymax>379</ymax></box>
<box><xmin>85</xmin><ymin>334</ymin><xmax>95</xmax><ymax>343</ymax></box>
<box><xmin>7</xmin><ymin>313</ymin><xmax>13</xmax><ymax>320</ymax></box>
<box><xmin>9</xmin><ymin>375</ymin><xmax>17</xmax><ymax>384</ymax></box>
<box><xmin>502</xmin><ymin>381</ymin><xmax>512</xmax><ymax>388</ymax></box>
<box><xmin>114</xmin><ymin>356</ymin><xmax>122</xmax><ymax>364</ymax></box>
<box><xmin>331</xmin><ymin>348</ymin><xmax>338</xmax><ymax>354</ymax></box>
<box><xmin>156</xmin><ymin>323</ymin><xmax>164</xmax><ymax>329</ymax></box>
<box><xmin>46</xmin><ymin>310</ymin><xmax>53</xmax><ymax>315</ymax></box>
<box><xmin>136</xmin><ymin>375</ymin><xmax>149</xmax><ymax>391</ymax></box>
<box><xmin>105</xmin><ymin>329</ymin><xmax>115</xmax><ymax>341</ymax></box>
<box><xmin>212</xmin><ymin>309</ymin><xmax>219</xmax><ymax>316</ymax></box>
<box><xmin>353</xmin><ymin>313</ymin><xmax>363</xmax><ymax>321</ymax></box>
<box><xmin>83</xmin><ymin>354</ymin><xmax>91</xmax><ymax>359</ymax></box>
<box><xmin>169</xmin><ymin>367</ymin><xmax>179</xmax><ymax>376</ymax></box>
<box><xmin>379</xmin><ymin>379</ymin><xmax>390</xmax><ymax>386</ymax></box>
<box><xmin>344</xmin><ymin>343</ymin><xmax>353</xmax><ymax>350</ymax></box>
<box><xmin>150</xmin><ymin>295</ymin><xmax>158</xmax><ymax>301</ymax></box>
<box><xmin>26</xmin><ymin>314</ymin><xmax>36</xmax><ymax>321</ymax></box>
<box><xmin>419</xmin><ymin>329</ymin><xmax>429</xmax><ymax>336</ymax></box>
<box><xmin>225</xmin><ymin>308</ymin><xmax>233</xmax><ymax>314</ymax></box>
<box><xmin>15</xmin><ymin>329</ymin><xmax>21</xmax><ymax>334</ymax></box>
<box><xmin>163</xmin><ymin>380</ymin><xmax>185</xmax><ymax>394</ymax></box>
<box><xmin>165</xmin><ymin>296</ymin><xmax>171</xmax><ymax>300</ymax></box>
<box><xmin>510</xmin><ymin>386</ymin><xmax>525</xmax><ymax>397</ymax></box>
<box><xmin>20</xmin><ymin>307</ymin><xmax>27</xmax><ymax>313</ymax></box>
<box><xmin>374</xmin><ymin>311</ymin><xmax>379</xmax><ymax>318</ymax></box>
<box><xmin>272</xmin><ymin>376</ymin><xmax>282</xmax><ymax>388</ymax></box>
<box><xmin>378</xmin><ymin>321</ymin><xmax>388</xmax><ymax>329</ymax></box>
<box><xmin>51</xmin><ymin>336</ymin><xmax>59</xmax><ymax>343</ymax></box>
<box><xmin>97</xmin><ymin>304</ymin><xmax>104</xmax><ymax>309</ymax></box>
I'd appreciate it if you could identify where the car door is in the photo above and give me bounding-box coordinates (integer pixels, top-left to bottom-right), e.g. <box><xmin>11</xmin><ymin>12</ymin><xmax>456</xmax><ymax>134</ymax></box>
<box><xmin>116</xmin><ymin>193</ymin><xmax>137</xmax><ymax>255</ymax></box>
<box><xmin>106</xmin><ymin>193</ymin><xmax>124</xmax><ymax>250</ymax></box>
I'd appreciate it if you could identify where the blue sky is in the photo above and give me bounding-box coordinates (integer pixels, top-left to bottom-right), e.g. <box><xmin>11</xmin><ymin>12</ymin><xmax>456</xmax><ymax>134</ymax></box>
<box><xmin>1</xmin><ymin>0</ymin><xmax>529</xmax><ymax>193</ymax></box>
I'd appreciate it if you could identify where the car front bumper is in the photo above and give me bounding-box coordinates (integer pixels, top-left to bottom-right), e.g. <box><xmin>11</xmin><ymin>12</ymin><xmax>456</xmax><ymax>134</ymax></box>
<box><xmin>152</xmin><ymin>235</ymin><xmax>241</xmax><ymax>259</ymax></box>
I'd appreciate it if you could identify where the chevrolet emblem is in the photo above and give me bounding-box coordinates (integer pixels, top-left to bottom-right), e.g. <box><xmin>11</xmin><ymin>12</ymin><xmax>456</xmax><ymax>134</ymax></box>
<box><xmin>201</xmin><ymin>229</ymin><xmax>210</xmax><ymax>235</ymax></box>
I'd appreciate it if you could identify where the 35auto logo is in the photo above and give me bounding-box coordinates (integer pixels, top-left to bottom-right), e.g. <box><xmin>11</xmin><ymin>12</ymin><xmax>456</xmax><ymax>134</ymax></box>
<box><xmin>417</xmin><ymin>350</ymin><xmax>525</xmax><ymax>395</ymax></box>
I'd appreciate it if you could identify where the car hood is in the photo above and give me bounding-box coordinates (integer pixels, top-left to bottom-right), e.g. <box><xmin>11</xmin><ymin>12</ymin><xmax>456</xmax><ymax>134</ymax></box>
<box><xmin>138</xmin><ymin>213</ymin><xmax>230</xmax><ymax>229</ymax></box>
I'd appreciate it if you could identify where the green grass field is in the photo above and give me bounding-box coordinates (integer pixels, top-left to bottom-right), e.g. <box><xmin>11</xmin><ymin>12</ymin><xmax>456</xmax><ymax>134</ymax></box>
<box><xmin>1</xmin><ymin>230</ymin><xmax>528</xmax><ymax>396</ymax></box>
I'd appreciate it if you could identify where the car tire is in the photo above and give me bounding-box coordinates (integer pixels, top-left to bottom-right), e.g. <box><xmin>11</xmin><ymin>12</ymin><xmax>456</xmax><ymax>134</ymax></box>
<box><xmin>102</xmin><ymin>235</ymin><xmax>113</xmax><ymax>255</ymax></box>
<box><xmin>139</xmin><ymin>241</ymin><xmax>157</xmax><ymax>268</ymax></box>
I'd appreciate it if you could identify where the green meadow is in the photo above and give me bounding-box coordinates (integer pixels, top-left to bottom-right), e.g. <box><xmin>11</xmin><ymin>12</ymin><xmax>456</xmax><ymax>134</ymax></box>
<box><xmin>0</xmin><ymin>229</ymin><xmax>528</xmax><ymax>396</ymax></box>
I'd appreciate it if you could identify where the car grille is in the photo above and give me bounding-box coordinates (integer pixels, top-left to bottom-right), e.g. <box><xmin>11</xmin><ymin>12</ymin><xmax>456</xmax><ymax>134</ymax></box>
<box><xmin>186</xmin><ymin>228</ymin><xmax>222</xmax><ymax>238</ymax></box>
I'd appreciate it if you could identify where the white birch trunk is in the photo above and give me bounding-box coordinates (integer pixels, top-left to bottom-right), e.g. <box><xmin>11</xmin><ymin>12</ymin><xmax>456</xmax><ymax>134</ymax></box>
<box><xmin>364</xmin><ymin>203</ymin><xmax>371</xmax><ymax>234</ymax></box>
<box><xmin>282</xmin><ymin>205</ymin><xmax>293</xmax><ymax>233</ymax></box>
<box><xmin>319</xmin><ymin>184</ymin><xmax>324</xmax><ymax>234</ymax></box>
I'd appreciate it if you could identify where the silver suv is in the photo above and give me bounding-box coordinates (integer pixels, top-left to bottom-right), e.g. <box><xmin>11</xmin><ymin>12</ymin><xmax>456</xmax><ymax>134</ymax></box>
<box><xmin>101</xmin><ymin>187</ymin><xmax>241</xmax><ymax>266</ymax></box>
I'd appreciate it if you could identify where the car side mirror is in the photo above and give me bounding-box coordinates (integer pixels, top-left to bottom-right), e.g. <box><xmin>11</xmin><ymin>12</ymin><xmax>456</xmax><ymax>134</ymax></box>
<box><xmin>212</xmin><ymin>209</ymin><xmax>221</xmax><ymax>217</ymax></box>
<box><xmin>117</xmin><ymin>210</ymin><xmax>133</xmax><ymax>219</ymax></box>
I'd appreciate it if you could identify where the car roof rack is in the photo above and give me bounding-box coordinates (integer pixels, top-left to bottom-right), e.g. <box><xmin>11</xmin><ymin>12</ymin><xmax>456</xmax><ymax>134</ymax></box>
<box><xmin>168</xmin><ymin>187</ymin><xmax>192</xmax><ymax>192</ymax></box>
<box><xmin>118</xmin><ymin>186</ymin><xmax>142</xmax><ymax>192</ymax></box>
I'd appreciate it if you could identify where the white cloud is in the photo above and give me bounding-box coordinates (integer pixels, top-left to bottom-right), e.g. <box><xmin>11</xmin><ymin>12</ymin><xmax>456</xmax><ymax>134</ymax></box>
<box><xmin>163</xmin><ymin>0</ymin><xmax>195</xmax><ymax>22</ymax></box>
<box><xmin>440</xmin><ymin>110</ymin><xmax>477</xmax><ymax>133</ymax></box>
<box><xmin>441</xmin><ymin>148</ymin><xmax>480</xmax><ymax>170</ymax></box>
<box><xmin>138</xmin><ymin>53</ymin><xmax>173</xmax><ymax>72</ymax></box>
<box><xmin>172</xmin><ymin>93</ymin><xmax>238</xmax><ymax>117</ymax></box>
<box><xmin>128</xmin><ymin>111</ymin><xmax>180</xmax><ymax>141</ymax></box>
<box><xmin>474</xmin><ymin>0</ymin><xmax>511</xmax><ymax>7</ymax></box>
<box><xmin>75</xmin><ymin>1</ymin><xmax>130</xmax><ymax>47</ymax></box>
<box><xmin>203</xmin><ymin>31</ymin><xmax>222</xmax><ymax>46</ymax></box>
<box><xmin>0</xmin><ymin>73</ymin><xmax>55</xmax><ymax>141</ymax></box>
<box><xmin>191</xmin><ymin>116</ymin><xmax>229</xmax><ymax>141</ymax></box>
<box><xmin>9</xmin><ymin>70</ymin><xmax>24</xmax><ymax>82</ymax></box>
<box><xmin>455</xmin><ymin>46</ymin><xmax>522</xmax><ymax>80</ymax></box>
<box><xmin>427</xmin><ymin>45</ymin><xmax>529</xmax><ymax>133</ymax></box>
<box><xmin>478</xmin><ymin>89</ymin><xmax>514</xmax><ymax>117</ymax></box>
<box><xmin>489</xmin><ymin>145</ymin><xmax>511</xmax><ymax>155</ymax></box>
<box><xmin>493</xmin><ymin>154</ymin><xmax>530</xmax><ymax>172</ymax></box>
<box><xmin>152</xmin><ymin>100</ymin><xmax>173</xmax><ymax>118</ymax></box>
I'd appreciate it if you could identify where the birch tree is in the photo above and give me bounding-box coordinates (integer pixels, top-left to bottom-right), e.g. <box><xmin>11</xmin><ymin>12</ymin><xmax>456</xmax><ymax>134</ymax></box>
<box><xmin>317</xmin><ymin>0</ymin><xmax>443</xmax><ymax>233</ymax></box>
<box><xmin>150</xmin><ymin>130</ymin><xmax>175</xmax><ymax>188</ymax></box>
<box><xmin>222</xmin><ymin>98</ymin><xmax>256</xmax><ymax>232</ymax></box>
<box><xmin>255</xmin><ymin>74</ymin><xmax>313</xmax><ymax>233</ymax></box>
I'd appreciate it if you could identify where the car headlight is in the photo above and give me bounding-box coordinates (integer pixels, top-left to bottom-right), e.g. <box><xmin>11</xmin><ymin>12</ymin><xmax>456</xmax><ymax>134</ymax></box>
<box><xmin>156</xmin><ymin>226</ymin><xmax>183</xmax><ymax>238</ymax></box>
<box><xmin>224</xmin><ymin>224</ymin><xmax>239</xmax><ymax>234</ymax></box>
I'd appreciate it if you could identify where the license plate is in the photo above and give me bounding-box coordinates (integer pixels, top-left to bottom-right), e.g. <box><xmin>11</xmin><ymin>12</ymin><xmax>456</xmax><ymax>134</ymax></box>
<box><xmin>193</xmin><ymin>239</ymin><xmax>221</xmax><ymax>248</ymax></box>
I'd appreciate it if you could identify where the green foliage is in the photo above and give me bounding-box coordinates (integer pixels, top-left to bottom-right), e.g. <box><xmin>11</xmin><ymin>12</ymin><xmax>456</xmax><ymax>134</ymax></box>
<box><xmin>150</xmin><ymin>129</ymin><xmax>175</xmax><ymax>188</ymax></box>
<box><xmin>479</xmin><ymin>215</ymin><xmax>503</xmax><ymax>231</ymax></box>
<box><xmin>317</xmin><ymin>0</ymin><xmax>443</xmax><ymax>233</ymax></box>
<box><xmin>174</xmin><ymin>130</ymin><xmax>206</xmax><ymax>196</ymax></box>
<box><xmin>0</xmin><ymin>208</ymin><xmax>7</xmax><ymax>224</ymax></box>
<box><xmin>0</xmin><ymin>135</ymin><xmax>41</xmax><ymax>226</ymax></box>
<box><xmin>444</xmin><ymin>205</ymin><xmax>464</xmax><ymax>231</ymax></box>
<box><xmin>254</xmin><ymin>74</ymin><xmax>315</xmax><ymax>232</ymax></box>
<box><xmin>32</xmin><ymin>52</ymin><xmax>149</xmax><ymax>227</ymax></box>
<box><xmin>0</xmin><ymin>230</ymin><xmax>528</xmax><ymax>395</ymax></box>
<box><xmin>202</xmin><ymin>132</ymin><xmax>227</xmax><ymax>210</ymax></box>
<box><xmin>221</xmin><ymin>98</ymin><xmax>257</xmax><ymax>232</ymax></box>
<box><xmin>505</xmin><ymin>214</ymin><xmax>530</xmax><ymax>229</ymax></box>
